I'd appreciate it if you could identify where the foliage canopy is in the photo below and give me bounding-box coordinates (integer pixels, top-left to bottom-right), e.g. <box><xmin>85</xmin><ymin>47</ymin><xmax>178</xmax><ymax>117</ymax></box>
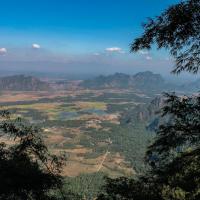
<box><xmin>131</xmin><ymin>0</ymin><xmax>200</xmax><ymax>74</ymax></box>
<box><xmin>0</xmin><ymin>110</ymin><xmax>66</xmax><ymax>200</ymax></box>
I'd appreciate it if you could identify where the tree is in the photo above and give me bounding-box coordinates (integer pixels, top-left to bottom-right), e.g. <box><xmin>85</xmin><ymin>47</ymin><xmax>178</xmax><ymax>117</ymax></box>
<box><xmin>147</xmin><ymin>93</ymin><xmax>200</xmax><ymax>169</ymax></box>
<box><xmin>98</xmin><ymin>0</ymin><xmax>200</xmax><ymax>199</ymax></box>
<box><xmin>131</xmin><ymin>0</ymin><xmax>200</xmax><ymax>74</ymax></box>
<box><xmin>97</xmin><ymin>176</ymin><xmax>160</xmax><ymax>200</ymax></box>
<box><xmin>145</xmin><ymin>93</ymin><xmax>200</xmax><ymax>200</ymax></box>
<box><xmin>0</xmin><ymin>110</ymin><xmax>66</xmax><ymax>200</ymax></box>
<box><xmin>130</xmin><ymin>0</ymin><xmax>200</xmax><ymax>196</ymax></box>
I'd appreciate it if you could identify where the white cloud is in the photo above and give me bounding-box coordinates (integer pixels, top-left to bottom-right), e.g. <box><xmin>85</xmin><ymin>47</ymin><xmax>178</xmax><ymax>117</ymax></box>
<box><xmin>93</xmin><ymin>53</ymin><xmax>100</xmax><ymax>56</ymax></box>
<box><xmin>32</xmin><ymin>43</ymin><xmax>41</xmax><ymax>49</ymax></box>
<box><xmin>139</xmin><ymin>50</ymin><xmax>149</xmax><ymax>55</ymax></box>
<box><xmin>106</xmin><ymin>47</ymin><xmax>123</xmax><ymax>53</ymax></box>
<box><xmin>0</xmin><ymin>48</ymin><xmax>7</xmax><ymax>56</ymax></box>
<box><xmin>146</xmin><ymin>56</ymin><xmax>152</xmax><ymax>60</ymax></box>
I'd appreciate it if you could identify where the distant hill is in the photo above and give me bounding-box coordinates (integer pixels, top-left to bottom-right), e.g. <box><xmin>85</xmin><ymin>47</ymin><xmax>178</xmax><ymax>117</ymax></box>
<box><xmin>80</xmin><ymin>73</ymin><xmax>130</xmax><ymax>89</ymax></box>
<box><xmin>121</xmin><ymin>96</ymin><xmax>163</xmax><ymax>123</ymax></box>
<box><xmin>80</xmin><ymin>71</ymin><xmax>174</xmax><ymax>92</ymax></box>
<box><xmin>0</xmin><ymin>75</ymin><xmax>51</xmax><ymax>91</ymax></box>
<box><xmin>120</xmin><ymin>96</ymin><xmax>168</xmax><ymax>131</ymax></box>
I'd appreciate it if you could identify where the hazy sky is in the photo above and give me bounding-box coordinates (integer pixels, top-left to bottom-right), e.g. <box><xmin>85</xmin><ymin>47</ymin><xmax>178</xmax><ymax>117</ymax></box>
<box><xmin>0</xmin><ymin>0</ymin><xmax>186</xmax><ymax>77</ymax></box>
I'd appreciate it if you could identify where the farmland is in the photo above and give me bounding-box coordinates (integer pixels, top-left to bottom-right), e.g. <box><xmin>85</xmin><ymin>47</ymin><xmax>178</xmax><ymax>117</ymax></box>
<box><xmin>0</xmin><ymin>88</ymin><xmax>155</xmax><ymax>197</ymax></box>
<box><xmin>0</xmin><ymin>89</ymin><xmax>154</xmax><ymax>175</ymax></box>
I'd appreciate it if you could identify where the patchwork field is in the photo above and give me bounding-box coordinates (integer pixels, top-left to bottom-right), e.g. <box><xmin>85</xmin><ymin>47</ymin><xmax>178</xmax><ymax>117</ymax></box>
<box><xmin>0</xmin><ymin>89</ymin><xmax>154</xmax><ymax>179</ymax></box>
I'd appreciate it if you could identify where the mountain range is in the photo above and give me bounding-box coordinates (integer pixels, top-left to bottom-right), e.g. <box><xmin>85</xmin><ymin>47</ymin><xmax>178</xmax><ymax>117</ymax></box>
<box><xmin>0</xmin><ymin>75</ymin><xmax>51</xmax><ymax>91</ymax></box>
<box><xmin>80</xmin><ymin>71</ymin><xmax>200</xmax><ymax>93</ymax></box>
<box><xmin>0</xmin><ymin>72</ymin><xmax>199</xmax><ymax>92</ymax></box>
<box><xmin>80</xmin><ymin>71</ymin><xmax>176</xmax><ymax>92</ymax></box>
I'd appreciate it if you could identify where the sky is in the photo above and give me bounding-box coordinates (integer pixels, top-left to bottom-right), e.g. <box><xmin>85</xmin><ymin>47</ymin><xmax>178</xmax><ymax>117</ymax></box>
<box><xmin>0</xmin><ymin>0</ymin><xmax>189</xmax><ymax>79</ymax></box>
